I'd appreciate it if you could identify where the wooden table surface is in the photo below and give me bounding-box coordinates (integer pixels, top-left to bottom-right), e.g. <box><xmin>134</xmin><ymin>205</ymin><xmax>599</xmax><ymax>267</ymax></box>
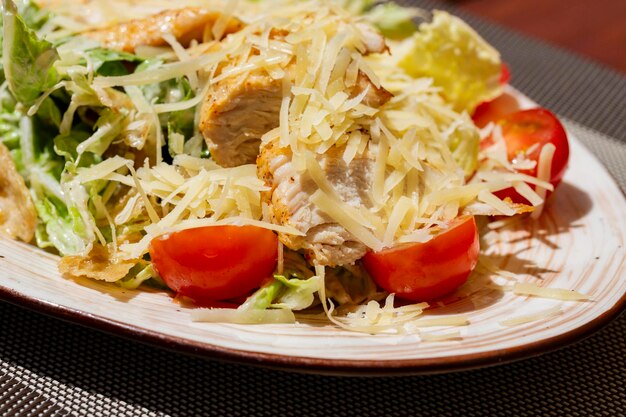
<box><xmin>451</xmin><ymin>0</ymin><xmax>626</xmax><ymax>73</ymax></box>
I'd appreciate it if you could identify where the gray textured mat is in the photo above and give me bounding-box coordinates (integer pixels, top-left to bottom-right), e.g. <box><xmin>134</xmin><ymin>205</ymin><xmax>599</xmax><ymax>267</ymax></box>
<box><xmin>1</xmin><ymin>298</ymin><xmax>625</xmax><ymax>416</ymax></box>
<box><xmin>2</xmin><ymin>1</ymin><xmax>625</xmax><ymax>415</ymax></box>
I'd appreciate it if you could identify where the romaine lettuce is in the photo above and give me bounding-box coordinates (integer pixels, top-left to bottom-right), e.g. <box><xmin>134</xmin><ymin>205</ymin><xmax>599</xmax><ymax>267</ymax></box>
<box><xmin>398</xmin><ymin>10</ymin><xmax>502</xmax><ymax>113</ymax></box>
<box><xmin>272</xmin><ymin>274</ymin><xmax>321</xmax><ymax>310</ymax></box>
<box><xmin>240</xmin><ymin>273</ymin><xmax>321</xmax><ymax>312</ymax></box>
<box><xmin>0</xmin><ymin>0</ymin><xmax>47</xmax><ymax>81</ymax></box>
<box><xmin>365</xmin><ymin>3</ymin><xmax>420</xmax><ymax>40</ymax></box>
<box><xmin>85</xmin><ymin>48</ymin><xmax>143</xmax><ymax>77</ymax></box>
<box><xmin>2</xmin><ymin>0</ymin><xmax>59</xmax><ymax>105</ymax></box>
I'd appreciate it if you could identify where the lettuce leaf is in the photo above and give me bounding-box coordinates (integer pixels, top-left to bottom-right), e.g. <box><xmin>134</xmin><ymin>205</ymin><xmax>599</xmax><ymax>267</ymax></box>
<box><xmin>0</xmin><ymin>86</ymin><xmax>21</xmax><ymax>149</ymax></box>
<box><xmin>398</xmin><ymin>10</ymin><xmax>502</xmax><ymax>113</ymax></box>
<box><xmin>241</xmin><ymin>279</ymin><xmax>284</xmax><ymax>310</ymax></box>
<box><xmin>77</xmin><ymin>108</ymin><xmax>127</xmax><ymax>156</ymax></box>
<box><xmin>0</xmin><ymin>0</ymin><xmax>47</xmax><ymax>81</ymax></box>
<box><xmin>334</xmin><ymin>0</ymin><xmax>375</xmax><ymax>14</ymax></box>
<box><xmin>85</xmin><ymin>48</ymin><xmax>143</xmax><ymax>76</ymax></box>
<box><xmin>240</xmin><ymin>273</ymin><xmax>321</xmax><ymax>312</ymax></box>
<box><xmin>8</xmin><ymin>114</ymin><xmax>91</xmax><ymax>255</ymax></box>
<box><xmin>34</xmin><ymin>195</ymin><xmax>87</xmax><ymax>255</ymax></box>
<box><xmin>365</xmin><ymin>3</ymin><xmax>420</xmax><ymax>40</ymax></box>
<box><xmin>2</xmin><ymin>0</ymin><xmax>59</xmax><ymax>105</ymax></box>
<box><xmin>0</xmin><ymin>0</ymin><xmax>92</xmax><ymax>256</ymax></box>
<box><xmin>272</xmin><ymin>274</ymin><xmax>321</xmax><ymax>310</ymax></box>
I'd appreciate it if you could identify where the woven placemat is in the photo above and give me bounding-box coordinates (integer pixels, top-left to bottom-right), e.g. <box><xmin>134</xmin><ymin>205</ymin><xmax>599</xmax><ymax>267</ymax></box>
<box><xmin>2</xmin><ymin>1</ymin><xmax>625</xmax><ymax>416</ymax></box>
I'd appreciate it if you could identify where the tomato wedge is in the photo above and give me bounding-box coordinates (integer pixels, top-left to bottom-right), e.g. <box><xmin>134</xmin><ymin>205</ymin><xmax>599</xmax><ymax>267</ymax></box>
<box><xmin>491</xmin><ymin>108</ymin><xmax>569</xmax><ymax>204</ymax></box>
<box><xmin>362</xmin><ymin>216</ymin><xmax>479</xmax><ymax>302</ymax></box>
<box><xmin>150</xmin><ymin>225</ymin><xmax>278</xmax><ymax>304</ymax></box>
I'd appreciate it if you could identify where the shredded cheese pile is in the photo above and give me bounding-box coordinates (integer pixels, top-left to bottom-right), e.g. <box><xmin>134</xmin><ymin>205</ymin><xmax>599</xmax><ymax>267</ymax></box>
<box><xmin>41</xmin><ymin>0</ymin><xmax>557</xmax><ymax>255</ymax></box>
<box><xmin>74</xmin><ymin>154</ymin><xmax>303</xmax><ymax>259</ymax></box>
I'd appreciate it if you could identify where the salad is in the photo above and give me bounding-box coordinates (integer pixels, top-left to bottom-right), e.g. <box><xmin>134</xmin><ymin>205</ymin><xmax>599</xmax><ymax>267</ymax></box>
<box><xmin>0</xmin><ymin>0</ymin><xmax>578</xmax><ymax>334</ymax></box>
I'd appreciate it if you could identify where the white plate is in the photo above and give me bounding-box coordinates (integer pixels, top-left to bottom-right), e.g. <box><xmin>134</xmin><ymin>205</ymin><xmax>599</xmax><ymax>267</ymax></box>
<box><xmin>1</xmin><ymin>89</ymin><xmax>625</xmax><ymax>375</ymax></box>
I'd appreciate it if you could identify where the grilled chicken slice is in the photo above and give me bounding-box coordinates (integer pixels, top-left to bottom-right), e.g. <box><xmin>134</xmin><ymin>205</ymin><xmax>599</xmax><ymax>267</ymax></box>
<box><xmin>257</xmin><ymin>141</ymin><xmax>375</xmax><ymax>266</ymax></box>
<box><xmin>200</xmin><ymin>70</ymin><xmax>390</xmax><ymax>167</ymax></box>
<box><xmin>86</xmin><ymin>8</ymin><xmax>245</xmax><ymax>52</ymax></box>
<box><xmin>199</xmin><ymin>22</ymin><xmax>391</xmax><ymax>167</ymax></box>
<box><xmin>200</xmin><ymin>72</ymin><xmax>284</xmax><ymax>168</ymax></box>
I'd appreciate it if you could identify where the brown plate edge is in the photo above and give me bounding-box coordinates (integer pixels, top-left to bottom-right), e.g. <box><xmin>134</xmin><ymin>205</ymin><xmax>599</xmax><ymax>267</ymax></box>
<box><xmin>1</xmin><ymin>284</ymin><xmax>625</xmax><ymax>377</ymax></box>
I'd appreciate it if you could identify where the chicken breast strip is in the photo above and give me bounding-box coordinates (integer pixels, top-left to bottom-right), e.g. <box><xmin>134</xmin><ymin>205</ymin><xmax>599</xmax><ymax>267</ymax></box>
<box><xmin>86</xmin><ymin>7</ymin><xmax>245</xmax><ymax>52</ymax></box>
<box><xmin>257</xmin><ymin>141</ymin><xmax>376</xmax><ymax>266</ymax></box>
<box><xmin>200</xmin><ymin>70</ymin><xmax>390</xmax><ymax>168</ymax></box>
<box><xmin>199</xmin><ymin>24</ymin><xmax>391</xmax><ymax>168</ymax></box>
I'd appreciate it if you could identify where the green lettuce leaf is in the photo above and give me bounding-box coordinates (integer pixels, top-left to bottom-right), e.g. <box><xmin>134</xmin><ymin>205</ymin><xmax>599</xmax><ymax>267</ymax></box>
<box><xmin>15</xmin><ymin>114</ymin><xmax>90</xmax><ymax>255</ymax></box>
<box><xmin>11</xmin><ymin>0</ymin><xmax>47</xmax><ymax>29</ymax></box>
<box><xmin>77</xmin><ymin>108</ymin><xmax>127</xmax><ymax>156</ymax></box>
<box><xmin>35</xmin><ymin>96</ymin><xmax>61</xmax><ymax>127</ymax></box>
<box><xmin>54</xmin><ymin>129</ymin><xmax>102</xmax><ymax>168</ymax></box>
<box><xmin>136</xmin><ymin>59</ymin><xmax>196</xmax><ymax>157</ymax></box>
<box><xmin>118</xmin><ymin>264</ymin><xmax>157</xmax><ymax>290</ymax></box>
<box><xmin>240</xmin><ymin>279</ymin><xmax>284</xmax><ymax>310</ymax></box>
<box><xmin>240</xmin><ymin>273</ymin><xmax>321</xmax><ymax>312</ymax></box>
<box><xmin>365</xmin><ymin>3</ymin><xmax>420</xmax><ymax>40</ymax></box>
<box><xmin>2</xmin><ymin>0</ymin><xmax>59</xmax><ymax>105</ymax></box>
<box><xmin>34</xmin><ymin>195</ymin><xmax>88</xmax><ymax>255</ymax></box>
<box><xmin>272</xmin><ymin>274</ymin><xmax>321</xmax><ymax>310</ymax></box>
<box><xmin>334</xmin><ymin>0</ymin><xmax>375</xmax><ymax>14</ymax></box>
<box><xmin>0</xmin><ymin>0</ymin><xmax>47</xmax><ymax>81</ymax></box>
<box><xmin>0</xmin><ymin>86</ymin><xmax>21</xmax><ymax>149</ymax></box>
<box><xmin>85</xmin><ymin>48</ymin><xmax>143</xmax><ymax>76</ymax></box>
<box><xmin>398</xmin><ymin>10</ymin><xmax>502</xmax><ymax>113</ymax></box>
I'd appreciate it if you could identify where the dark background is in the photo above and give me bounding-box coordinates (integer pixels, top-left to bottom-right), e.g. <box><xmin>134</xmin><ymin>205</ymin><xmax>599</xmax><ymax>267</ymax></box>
<box><xmin>450</xmin><ymin>0</ymin><xmax>626</xmax><ymax>73</ymax></box>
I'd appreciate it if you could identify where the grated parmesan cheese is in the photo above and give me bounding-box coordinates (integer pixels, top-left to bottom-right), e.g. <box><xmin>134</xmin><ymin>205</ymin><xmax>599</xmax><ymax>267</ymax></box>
<box><xmin>531</xmin><ymin>143</ymin><xmax>556</xmax><ymax>219</ymax></box>
<box><xmin>513</xmin><ymin>283</ymin><xmax>590</xmax><ymax>301</ymax></box>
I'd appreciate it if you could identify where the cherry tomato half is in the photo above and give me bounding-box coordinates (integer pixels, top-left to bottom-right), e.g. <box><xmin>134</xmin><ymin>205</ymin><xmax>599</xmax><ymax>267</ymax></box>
<box><xmin>491</xmin><ymin>108</ymin><xmax>569</xmax><ymax>204</ymax></box>
<box><xmin>472</xmin><ymin>62</ymin><xmax>519</xmax><ymax>128</ymax></box>
<box><xmin>472</xmin><ymin>92</ymin><xmax>521</xmax><ymax>129</ymax></box>
<box><xmin>362</xmin><ymin>216</ymin><xmax>479</xmax><ymax>302</ymax></box>
<box><xmin>150</xmin><ymin>225</ymin><xmax>278</xmax><ymax>304</ymax></box>
<box><xmin>472</xmin><ymin>63</ymin><xmax>517</xmax><ymax>128</ymax></box>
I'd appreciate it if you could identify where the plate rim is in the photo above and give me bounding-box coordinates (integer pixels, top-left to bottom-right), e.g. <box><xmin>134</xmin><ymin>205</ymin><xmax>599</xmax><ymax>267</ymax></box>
<box><xmin>2</xmin><ymin>278</ymin><xmax>625</xmax><ymax>376</ymax></box>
